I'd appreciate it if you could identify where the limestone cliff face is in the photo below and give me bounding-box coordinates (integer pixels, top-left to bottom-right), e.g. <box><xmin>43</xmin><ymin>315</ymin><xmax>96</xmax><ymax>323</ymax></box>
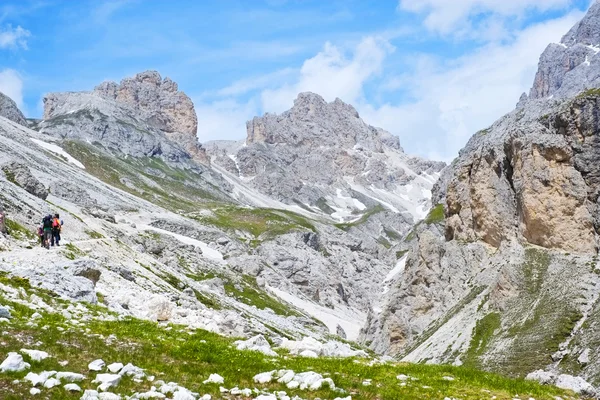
<box><xmin>43</xmin><ymin>71</ymin><xmax>209</xmax><ymax>165</ymax></box>
<box><xmin>528</xmin><ymin>1</ymin><xmax>600</xmax><ymax>101</ymax></box>
<box><xmin>208</xmin><ymin>92</ymin><xmax>445</xmax><ymax>227</ymax></box>
<box><xmin>445</xmin><ymin>97</ymin><xmax>600</xmax><ymax>254</ymax></box>
<box><xmin>362</xmin><ymin>2</ymin><xmax>600</xmax><ymax>385</ymax></box>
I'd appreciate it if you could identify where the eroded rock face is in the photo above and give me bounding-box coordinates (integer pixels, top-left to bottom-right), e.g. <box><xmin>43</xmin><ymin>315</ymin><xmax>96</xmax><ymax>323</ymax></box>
<box><xmin>42</xmin><ymin>70</ymin><xmax>209</xmax><ymax>165</ymax></box>
<box><xmin>1</xmin><ymin>162</ymin><xmax>48</xmax><ymax>200</ymax></box>
<box><xmin>207</xmin><ymin>92</ymin><xmax>445</xmax><ymax>225</ymax></box>
<box><xmin>362</xmin><ymin>3</ymin><xmax>600</xmax><ymax>383</ymax></box>
<box><xmin>0</xmin><ymin>92</ymin><xmax>26</xmax><ymax>126</ymax></box>
<box><xmin>93</xmin><ymin>71</ymin><xmax>207</xmax><ymax>164</ymax></box>
<box><xmin>528</xmin><ymin>1</ymin><xmax>600</xmax><ymax>101</ymax></box>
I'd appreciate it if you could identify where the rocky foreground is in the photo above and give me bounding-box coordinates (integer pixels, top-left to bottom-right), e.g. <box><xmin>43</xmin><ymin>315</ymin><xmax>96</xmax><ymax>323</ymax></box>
<box><xmin>0</xmin><ymin>273</ymin><xmax>581</xmax><ymax>399</ymax></box>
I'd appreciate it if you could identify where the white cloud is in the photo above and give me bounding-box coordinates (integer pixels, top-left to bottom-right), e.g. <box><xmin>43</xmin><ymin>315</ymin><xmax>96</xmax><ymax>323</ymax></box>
<box><xmin>211</xmin><ymin>68</ymin><xmax>296</xmax><ymax>98</ymax></box>
<box><xmin>359</xmin><ymin>10</ymin><xmax>585</xmax><ymax>161</ymax></box>
<box><xmin>0</xmin><ymin>24</ymin><xmax>30</xmax><ymax>49</ymax></box>
<box><xmin>399</xmin><ymin>0</ymin><xmax>573</xmax><ymax>37</ymax></box>
<box><xmin>195</xmin><ymin>98</ymin><xmax>258</xmax><ymax>143</ymax></box>
<box><xmin>261</xmin><ymin>37</ymin><xmax>393</xmax><ymax>113</ymax></box>
<box><xmin>0</xmin><ymin>68</ymin><xmax>24</xmax><ymax>109</ymax></box>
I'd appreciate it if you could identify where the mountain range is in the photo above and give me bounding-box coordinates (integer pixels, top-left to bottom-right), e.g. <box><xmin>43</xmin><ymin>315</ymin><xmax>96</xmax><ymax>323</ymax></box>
<box><xmin>3</xmin><ymin>2</ymin><xmax>600</xmax><ymax>398</ymax></box>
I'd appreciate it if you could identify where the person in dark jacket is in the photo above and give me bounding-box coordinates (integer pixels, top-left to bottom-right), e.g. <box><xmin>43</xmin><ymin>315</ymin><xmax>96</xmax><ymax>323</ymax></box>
<box><xmin>42</xmin><ymin>215</ymin><xmax>53</xmax><ymax>249</ymax></box>
<box><xmin>0</xmin><ymin>208</ymin><xmax>6</xmax><ymax>235</ymax></box>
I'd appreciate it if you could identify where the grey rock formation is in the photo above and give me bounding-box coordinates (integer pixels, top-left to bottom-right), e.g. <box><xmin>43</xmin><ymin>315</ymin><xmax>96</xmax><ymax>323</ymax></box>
<box><xmin>207</xmin><ymin>92</ymin><xmax>445</xmax><ymax>226</ymax></box>
<box><xmin>0</xmin><ymin>208</ymin><xmax>6</xmax><ymax>235</ymax></box>
<box><xmin>0</xmin><ymin>92</ymin><xmax>26</xmax><ymax>126</ymax></box>
<box><xmin>1</xmin><ymin>162</ymin><xmax>48</xmax><ymax>200</ymax></box>
<box><xmin>42</xmin><ymin>70</ymin><xmax>208</xmax><ymax>165</ymax></box>
<box><xmin>93</xmin><ymin>71</ymin><xmax>207</xmax><ymax>164</ymax></box>
<box><xmin>362</xmin><ymin>2</ymin><xmax>600</xmax><ymax>386</ymax></box>
<box><xmin>529</xmin><ymin>1</ymin><xmax>600</xmax><ymax>101</ymax></box>
<box><xmin>0</xmin><ymin>305</ymin><xmax>10</xmax><ymax>319</ymax></box>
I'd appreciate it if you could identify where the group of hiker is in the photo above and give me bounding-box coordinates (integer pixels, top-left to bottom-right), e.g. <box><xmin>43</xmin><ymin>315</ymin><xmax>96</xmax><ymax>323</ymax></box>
<box><xmin>0</xmin><ymin>208</ymin><xmax>64</xmax><ymax>249</ymax></box>
<box><xmin>38</xmin><ymin>214</ymin><xmax>63</xmax><ymax>249</ymax></box>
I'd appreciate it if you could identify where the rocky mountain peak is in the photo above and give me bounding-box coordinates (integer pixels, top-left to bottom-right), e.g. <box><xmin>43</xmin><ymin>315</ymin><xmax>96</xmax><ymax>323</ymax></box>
<box><xmin>0</xmin><ymin>92</ymin><xmax>26</xmax><ymax>126</ymax></box>
<box><xmin>93</xmin><ymin>70</ymin><xmax>196</xmax><ymax>136</ymax></box>
<box><xmin>246</xmin><ymin>92</ymin><xmax>398</xmax><ymax>152</ymax></box>
<box><xmin>561</xmin><ymin>0</ymin><xmax>600</xmax><ymax>47</ymax></box>
<box><xmin>42</xmin><ymin>70</ymin><xmax>210</xmax><ymax>165</ymax></box>
<box><xmin>528</xmin><ymin>2</ymin><xmax>600</xmax><ymax>100</ymax></box>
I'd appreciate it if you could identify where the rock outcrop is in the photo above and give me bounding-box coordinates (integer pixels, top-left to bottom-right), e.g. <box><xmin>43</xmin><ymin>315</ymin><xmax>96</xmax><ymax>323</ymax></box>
<box><xmin>0</xmin><ymin>92</ymin><xmax>26</xmax><ymax>126</ymax></box>
<box><xmin>42</xmin><ymin>71</ymin><xmax>209</xmax><ymax>165</ymax></box>
<box><xmin>528</xmin><ymin>1</ymin><xmax>600</xmax><ymax>101</ymax></box>
<box><xmin>362</xmin><ymin>1</ymin><xmax>600</xmax><ymax>386</ymax></box>
<box><xmin>207</xmin><ymin>92</ymin><xmax>445</xmax><ymax>226</ymax></box>
<box><xmin>92</xmin><ymin>71</ymin><xmax>207</xmax><ymax>164</ymax></box>
<box><xmin>1</xmin><ymin>161</ymin><xmax>48</xmax><ymax>200</ymax></box>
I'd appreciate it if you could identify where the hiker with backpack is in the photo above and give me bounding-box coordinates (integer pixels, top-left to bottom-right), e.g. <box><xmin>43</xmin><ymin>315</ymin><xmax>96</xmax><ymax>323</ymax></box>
<box><xmin>0</xmin><ymin>208</ymin><xmax>6</xmax><ymax>235</ymax></box>
<box><xmin>37</xmin><ymin>225</ymin><xmax>44</xmax><ymax>247</ymax></box>
<box><xmin>42</xmin><ymin>215</ymin><xmax>53</xmax><ymax>249</ymax></box>
<box><xmin>51</xmin><ymin>213</ymin><xmax>62</xmax><ymax>246</ymax></box>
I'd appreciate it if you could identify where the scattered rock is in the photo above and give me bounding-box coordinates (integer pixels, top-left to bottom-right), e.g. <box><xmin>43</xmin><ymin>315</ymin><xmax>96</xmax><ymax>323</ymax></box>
<box><xmin>578</xmin><ymin>348</ymin><xmax>591</xmax><ymax>365</ymax></box>
<box><xmin>1</xmin><ymin>162</ymin><xmax>48</xmax><ymax>199</ymax></box>
<box><xmin>29</xmin><ymin>387</ymin><xmax>41</xmax><ymax>396</ymax></box>
<box><xmin>147</xmin><ymin>297</ymin><xmax>172</xmax><ymax>322</ymax></box>
<box><xmin>56</xmin><ymin>371</ymin><xmax>85</xmax><ymax>382</ymax></box>
<box><xmin>43</xmin><ymin>377</ymin><xmax>61</xmax><ymax>388</ymax></box>
<box><xmin>0</xmin><ymin>352</ymin><xmax>30</xmax><ymax>372</ymax></box>
<box><xmin>93</xmin><ymin>373</ymin><xmax>122</xmax><ymax>391</ymax></box>
<box><xmin>72</xmin><ymin>260</ymin><xmax>102</xmax><ymax>285</ymax></box>
<box><xmin>64</xmin><ymin>383</ymin><xmax>82</xmax><ymax>392</ymax></box>
<box><xmin>203</xmin><ymin>373</ymin><xmax>224</xmax><ymax>384</ymax></box>
<box><xmin>234</xmin><ymin>335</ymin><xmax>277</xmax><ymax>357</ymax></box>
<box><xmin>98</xmin><ymin>392</ymin><xmax>121</xmax><ymax>400</ymax></box>
<box><xmin>555</xmin><ymin>374</ymin><xmax>597</xmax><ymax>396</ymax></box>
<box><xmin>119</xmin><ymin>363</ymin><xmax>145</xmax><ymax>379</ymax></box>
<box><xmin>107</xmin><ymin>362</ymin><xmax>124</xmax><ymax>373</ymax></box>
<box><xmin>21</xmin><ymin>348</ymin><xmax>50</xmax><ymax>362</ymax></box>
<box><xmin>89</xmin><ymin>359</ymin><xmax>106</xmax><ymax>371</ymax></box>
<box><xmin>299</xmin><ymin>350</ymin><xmax>318</xmax><ymax>358</ymax></box>
<box><xmin>0</xmin><ymin>305</ymin><xmax>11</xmax><ymax>319</ymax></box>
<box><xmin>81</xmin><ymin>390</ymin><xmax>100</xmax><ymax>400</ymax></box>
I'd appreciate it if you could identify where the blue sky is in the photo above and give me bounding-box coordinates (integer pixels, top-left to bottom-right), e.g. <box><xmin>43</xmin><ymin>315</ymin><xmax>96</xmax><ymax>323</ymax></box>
<box><xmin>0</xmin><ymin>0</ymin><xmax>594</xmax><ymax>161</ymax></box>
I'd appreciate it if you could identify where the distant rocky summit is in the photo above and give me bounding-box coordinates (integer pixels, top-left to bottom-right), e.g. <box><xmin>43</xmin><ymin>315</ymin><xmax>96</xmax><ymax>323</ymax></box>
<box><xmin>522</xmin><ymin>1</ymin><xmax>600</xmax><ymax>103</ymax></box>
<box><xmin>207</xmin><ymin>92</ymin><xmax>445</xmax><ymax>226</ymax></box>
<box><xmin>0</xmin><ymin>92</ymin><xmax>26</xmax><ymax>126</ymax></box>
<box><xmin>41</xmin><ymin>70</ymin><xmax>209</xmax><ymax>165</ymax></box>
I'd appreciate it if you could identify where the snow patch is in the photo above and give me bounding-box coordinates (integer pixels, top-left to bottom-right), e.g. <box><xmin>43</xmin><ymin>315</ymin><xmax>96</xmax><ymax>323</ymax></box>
<box><xmin>268</xmin><ymin>286</ymin><xmax>364</xmax><ymax>340</ymax></box>
<box><xmin>30</xmin><ymin>139</ymin><xmax>85</xmax><ymax>169</ymax></box>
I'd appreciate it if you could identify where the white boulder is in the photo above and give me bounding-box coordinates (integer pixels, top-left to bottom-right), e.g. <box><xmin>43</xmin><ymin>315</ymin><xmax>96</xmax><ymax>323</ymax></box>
<box><xmin>98</xmin><ymin>393</ymin><xmax>121</xmax><ymax>400</ymax></box>
<box><xmin>555</xmin><ymin>374</ymin><xmax>597</xmax><ymax>396</ymax></box>
<box><xmin>89</xmin><ymin>359</ymin><xmax>106</xmax><ymax>371</ymax></box>
<box><xmin>93</xmin><ymin>373</ymin><xmax>121</xmax><ymax>391</ymax></box>
<box><xmin>56</xmin><ymin>371</ymin><xmax>85</xmax><ymax>382</ymax></box>
<box><xmin>21</xmin><ymin>349</ymin><xmax>50</xmax><ymax>362</ymax></box>
<box><xmin>64</xmin><ymin>383</ymin><xmax>82</xmax><ymax>391</ymax></box>
<box><xmin>107</xmin><ymin>363</ymin><xmax>124</xmax><ymax>373</ymax></box>
<box><xmin>119</xmin><ymin>363</ymin><xmax>145</xmax><ymax>379</ymax></box>
<box><xmin>43</xmin><ymin>377</ymin><xmax>61</xmax><ymax>388</ymax></box>
<box><xmin>0</xmin><ymin>352</ymin><xmax>30</xmax><ymax>372</ymax></box>
<box><xmin>203</xmin><ymin>373</ymin><xmax>224</xmax><ymax>384</ymax></box>
<box><xmin>253</xmin><ymin>371</ymin><xmax>275</xmax><ymax>384</ymax></box>
<box><xmin>234</xmin><ymin>335</ymin><xmax>277</xmax><ymax>356</ymax></box>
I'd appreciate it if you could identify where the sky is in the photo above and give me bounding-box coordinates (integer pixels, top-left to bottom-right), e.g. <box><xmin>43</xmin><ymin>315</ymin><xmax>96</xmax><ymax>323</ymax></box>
<box><xmin>0</xmin><ymin>0</ymin><xmax>594</xmax><ymax>161</ymax></box>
